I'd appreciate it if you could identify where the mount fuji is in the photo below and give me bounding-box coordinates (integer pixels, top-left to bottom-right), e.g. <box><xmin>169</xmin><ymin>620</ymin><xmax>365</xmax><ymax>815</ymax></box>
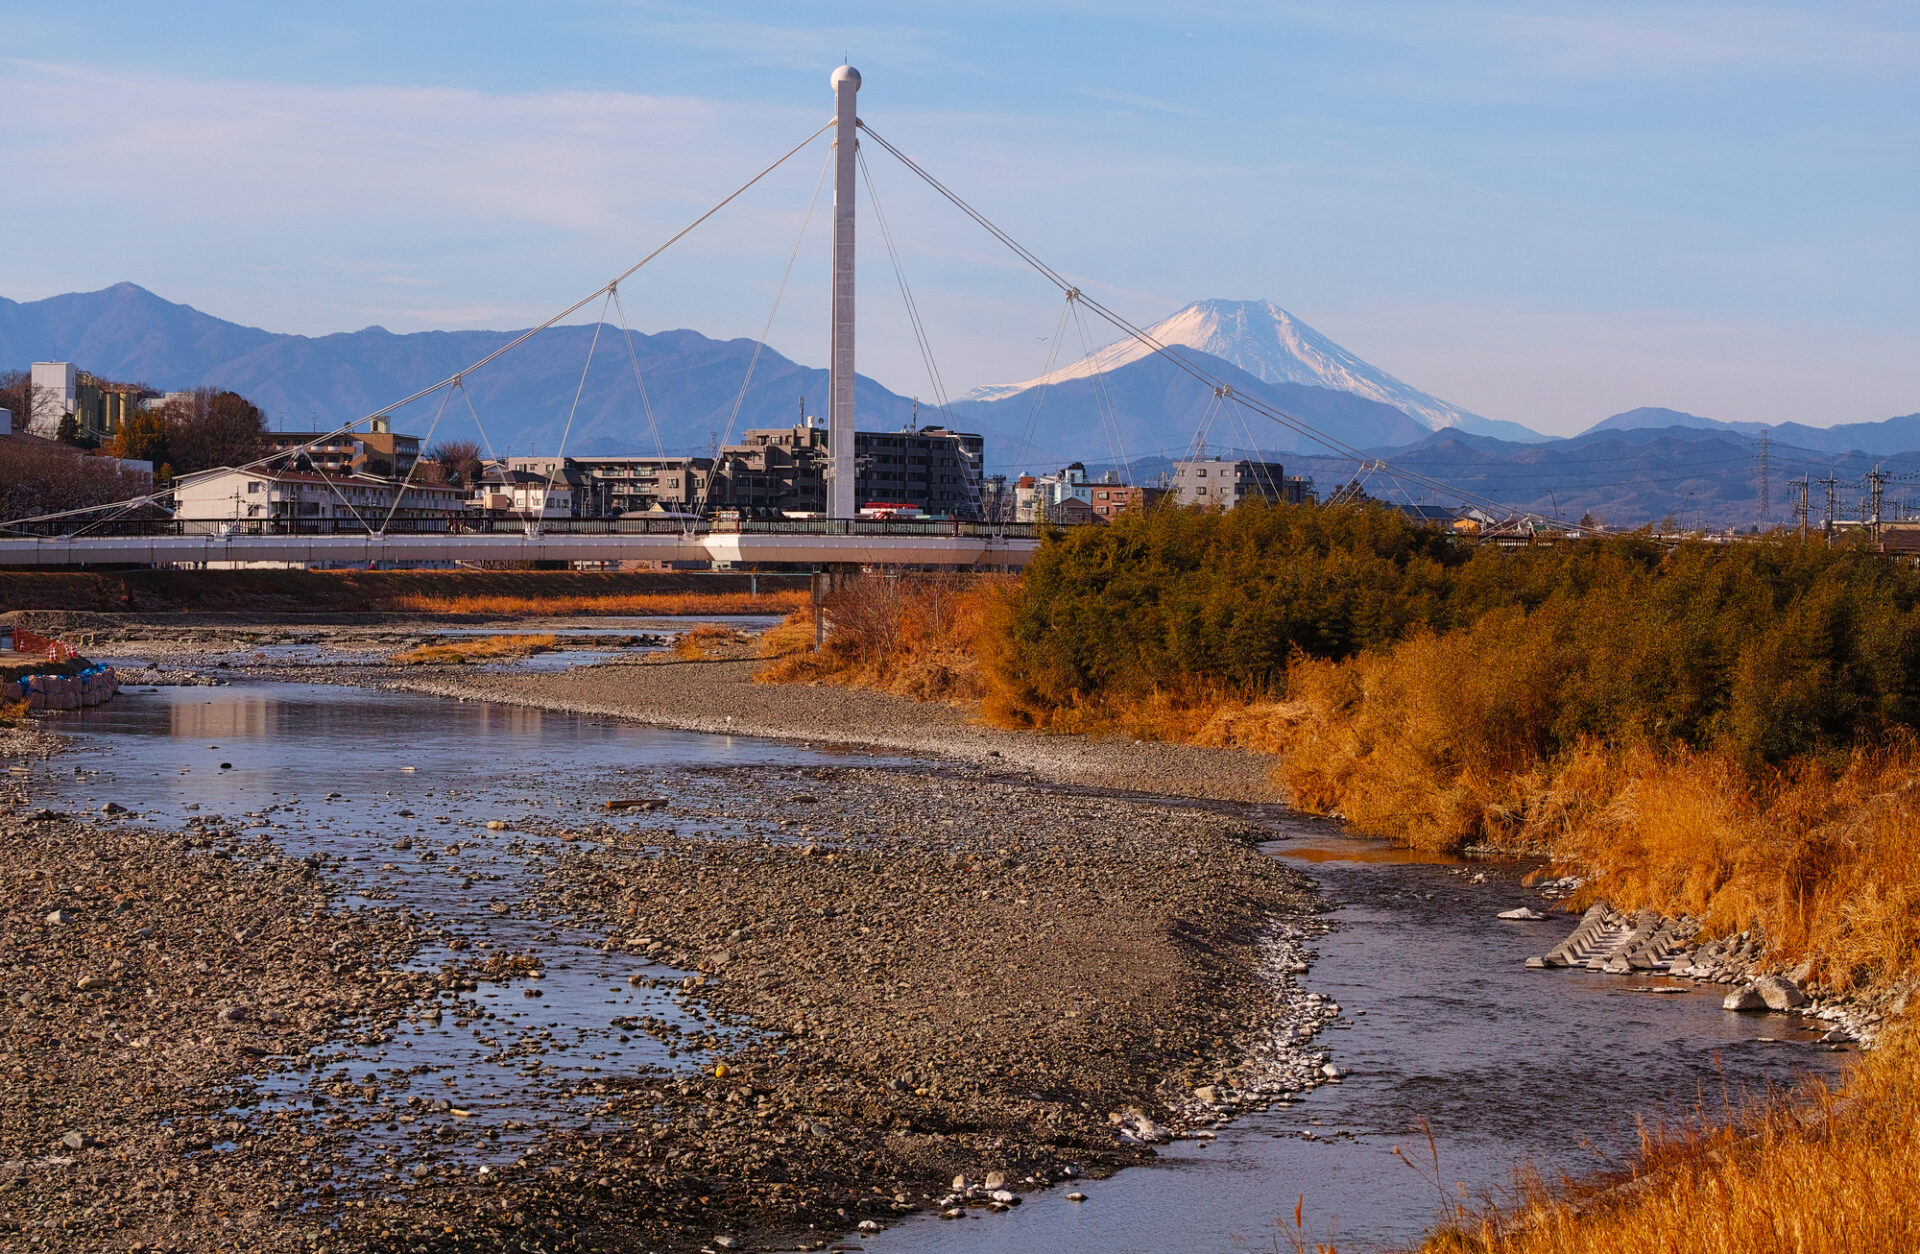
<box><xmin>954</xmin><ymin>299</ymin><xmax>1544</xmax><ymax>452</ymax></box>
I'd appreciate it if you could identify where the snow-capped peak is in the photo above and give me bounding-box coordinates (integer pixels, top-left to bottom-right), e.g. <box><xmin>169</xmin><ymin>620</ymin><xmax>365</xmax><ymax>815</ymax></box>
<box><xmin>962</xmin><ymin>298</ymin><xmax>1492</xmax><ymax>435</ymax></box>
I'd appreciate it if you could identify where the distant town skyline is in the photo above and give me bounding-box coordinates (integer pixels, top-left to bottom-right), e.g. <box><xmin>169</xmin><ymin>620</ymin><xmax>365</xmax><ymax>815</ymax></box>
<box><xmin>5</xmin><ymin>1</ymin><xmax>1918</xmax><ymax>436</ymax></box>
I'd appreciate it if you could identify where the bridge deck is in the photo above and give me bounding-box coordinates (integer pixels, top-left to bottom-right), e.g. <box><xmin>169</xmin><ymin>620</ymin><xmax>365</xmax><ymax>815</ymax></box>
<box><xmin>0</xmin><ymin>530</ymin><xmax>1041</xmax><ymax>569</ymax></box>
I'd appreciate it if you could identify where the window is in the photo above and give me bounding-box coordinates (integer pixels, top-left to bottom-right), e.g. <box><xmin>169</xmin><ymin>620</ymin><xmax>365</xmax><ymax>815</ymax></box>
<box><xmin>247</xmin><ymin>481</ymin><xmax>263</xmax><ymax>493</ymax></box>
<box><xmin>1196</xmin><ymin>468</ymin><xmax>1208</xmax><ymax>477</ymax></box>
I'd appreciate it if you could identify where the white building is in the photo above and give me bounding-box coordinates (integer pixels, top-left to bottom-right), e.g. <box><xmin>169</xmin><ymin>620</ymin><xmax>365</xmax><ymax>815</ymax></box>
<box><xmin>174</xmin><ymin>467</ymin><xmax>468</xmax><ymax>533</ymax></box>
<box><xmin>29</xmin><ymin>362</ymin><xmax>77</xmax><ymax>438</ymax></box>
<box><xmin>472</xmin><ymin>469</ymin><xmax>575</xmax><ymax>520</ymax></box>
<box><xmin>1013</xmin><ymin>462</ymin><xmax>1094</xmax><ymax>522</ymax></box>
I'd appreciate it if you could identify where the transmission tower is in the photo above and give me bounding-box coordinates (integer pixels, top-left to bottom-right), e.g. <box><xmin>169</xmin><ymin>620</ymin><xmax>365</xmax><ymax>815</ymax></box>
<box><xmin>1754</xmin><ymin>431</ymin><xmax>1770</xmax><ymax>531</ymax></box>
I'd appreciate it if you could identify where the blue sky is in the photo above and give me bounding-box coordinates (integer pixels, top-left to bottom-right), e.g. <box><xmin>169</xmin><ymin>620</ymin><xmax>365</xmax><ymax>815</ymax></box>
<box><xmin>5</xmin><ymin>1</ymin><xmax>1918</xmax><ymax>434</ymax></box>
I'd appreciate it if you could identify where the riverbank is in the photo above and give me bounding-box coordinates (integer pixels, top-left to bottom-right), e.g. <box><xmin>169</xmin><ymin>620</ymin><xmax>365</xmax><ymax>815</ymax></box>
<box><xmin>11</xmin><ymin>635</ymin><xmax>1326</xmax><ymax>1252</ymax></box>
<box><xmin>0</xmin><ymin>810</ymin><xmax>430</xmax><ymax>1252</ymax></box>
<box><xmin>386</xmin><ymin>659</ymin><xmax>1285</xmax><ymax>804</ymax></box>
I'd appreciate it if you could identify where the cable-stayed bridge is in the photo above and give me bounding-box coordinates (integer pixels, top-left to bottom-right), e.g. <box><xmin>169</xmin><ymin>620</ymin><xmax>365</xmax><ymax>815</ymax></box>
<box><xmin>2</xmin><ymin>66</ymin><xmax>1538</xmax><ymax>570</ymax></box>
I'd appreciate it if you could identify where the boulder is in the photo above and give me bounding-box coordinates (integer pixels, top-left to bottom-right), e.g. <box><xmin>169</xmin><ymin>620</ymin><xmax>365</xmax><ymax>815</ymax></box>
<box><xmin>1753</xmin><ymin>974</ymin><xmax>1809</xmax><ymax>1010</ymax></box>
<box><xmin>1722</xmin><ymin>986</ymin><xmax>1766</xmax><ymax>1012</ymax></box>
<box><xmin>1497</xmin><ymin>907</ymin><xmax>1547</xmax><ymax>921</ymax></box>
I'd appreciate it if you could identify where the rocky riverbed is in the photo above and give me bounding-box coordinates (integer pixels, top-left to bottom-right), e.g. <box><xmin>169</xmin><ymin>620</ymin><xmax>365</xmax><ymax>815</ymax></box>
<box><xmin>0</xmin><ymin>807</ymin><xmax>430</xmax><ymax>1252</ymax></box>
<box><xmin>4</xmin><ymin>640</ymin><xmax>1332</xmax><ymax>1253</ymax></box>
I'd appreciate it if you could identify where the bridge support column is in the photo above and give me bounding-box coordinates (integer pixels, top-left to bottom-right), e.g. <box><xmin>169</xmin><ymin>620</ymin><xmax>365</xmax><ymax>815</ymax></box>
<box><xmin>829</xmin><ymin>65</ymin><xmax>861</xmax><ymax>520</ymax></box>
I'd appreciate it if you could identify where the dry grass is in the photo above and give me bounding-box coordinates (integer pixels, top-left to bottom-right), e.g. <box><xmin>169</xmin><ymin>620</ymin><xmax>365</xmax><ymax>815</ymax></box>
<box><xmin>672</xmin><ymin>623</ymin><xmax>751</xmax><ymax>661</ymax></box>
<box><xmin>756</xmin><ymin>576</ymin><xmax>1001</xmax><ymax>702</ymax></box>
<box><xmin>387</xmin><ymin>633</ymin><xmax>557</xmax><ymax>665</ymax></box>
<box><xmin>1420</xmin><ymin>1026</ymin><xmax>1920</xmax><ymax>1254</ymax></box>
<box><xmin>391</xmin><ymin>589</ymin><xmax>810</xmax><ymax>618</ymax></box>
<box><xmin>1269</xmin><ymin>636</ymin><xmax>1920</xmax><ymax>994</ymax></box>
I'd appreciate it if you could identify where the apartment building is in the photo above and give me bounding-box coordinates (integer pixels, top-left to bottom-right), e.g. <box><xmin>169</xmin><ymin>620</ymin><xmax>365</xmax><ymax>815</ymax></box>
<box><xmin>1171</xmin><ymin>457</ymin><xmax>1314</xmax><ymax>509</ymax></box>
<box><xmin>173</xmin><ymin>466</ymin><xmax>466</xmax><ymax>532</ymax></box>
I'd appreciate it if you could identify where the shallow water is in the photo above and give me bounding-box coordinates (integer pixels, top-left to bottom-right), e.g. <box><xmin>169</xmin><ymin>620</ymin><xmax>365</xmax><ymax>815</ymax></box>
<box><xmin>882</xmin><ymin>826</ymin><xmax>1842</xmax><ymax>1253</ymax></box>
<box><xmin>25</xmin><ymin>684</ymin><xmax>1845</xmax><ymax>1244</ymax></box>
<box><xmin>27</xmin><ymin>681</ymin><xmax>887</xmax><ymax>1166</ymax></box>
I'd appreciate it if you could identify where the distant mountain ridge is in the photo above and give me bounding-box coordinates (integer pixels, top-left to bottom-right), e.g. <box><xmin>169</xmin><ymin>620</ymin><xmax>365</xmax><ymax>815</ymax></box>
<box><xmin>962</xmin><ymin>298</ymin><xmax>1546</xmax><ymax>443</ymax></box>
<box><xmin>1583</xmin><ymin>405</ymin><xmax>1920</xmax><ymax>457</ymax></box>
<box><xmin>0</xmin><ymin>283</ymin><xmax>924</xmax><ymax>457</ymax></box>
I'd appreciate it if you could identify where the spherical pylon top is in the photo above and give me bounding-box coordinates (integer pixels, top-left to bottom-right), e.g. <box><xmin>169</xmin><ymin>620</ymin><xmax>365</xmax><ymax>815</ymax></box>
<box><xmin>831</xmin><ymin>65</ymin><xmax>861</xmax><ymax>92</ymax></box>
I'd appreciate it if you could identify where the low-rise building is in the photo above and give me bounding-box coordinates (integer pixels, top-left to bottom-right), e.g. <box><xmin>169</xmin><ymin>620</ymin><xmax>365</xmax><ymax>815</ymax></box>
<box><xmin>173</xmin><ymin>466</ymin><xmax>467</xmax><ymax>533</ymax></box>
<box><xmin>471</xmin><ymin>468</ymin><xmax>578</xmax><ymax>521</ymax></box>
<box><xmin>505</xmin><ymin>421</ymin><xmax>986</xmax><ymax>519</ymax></box>
<box><xmin>266</xmin><ymin>416</ymin><xmax>420</xmax><ymax>478</ymax></box>
<box><xmin>1172</xmin><ymin>457</ymin><xmax>1313</xmax><ymax>509</ymax></box>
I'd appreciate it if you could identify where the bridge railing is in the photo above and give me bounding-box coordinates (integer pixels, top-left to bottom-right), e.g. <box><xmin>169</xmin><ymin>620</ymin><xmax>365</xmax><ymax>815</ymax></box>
<box><xmin>1</xmin><ymin>515</ymin><xmax>1051</xmax><ymax>541</ymax></box>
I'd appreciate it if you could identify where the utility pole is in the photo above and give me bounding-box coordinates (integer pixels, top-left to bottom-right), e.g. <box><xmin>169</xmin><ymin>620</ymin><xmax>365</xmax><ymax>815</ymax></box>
<box><xmin>1755</xmin><ymin>430</ymin><xmax>1770</xmax><ymax>531</ymax></box>
<box><xmin>1820</xmin><ymin>473</ymin><xmax>1839</xmax><ymax>543</ymax></box>
<box><xmin>1869</xmin><ymin>465</ymin><xmax>1886</xmax><ymax>544</ymax></box>
<box><xmin>1792</xmin><ymin>475</ymin><xmax>1809</xmax><ymax>538</ymax></box>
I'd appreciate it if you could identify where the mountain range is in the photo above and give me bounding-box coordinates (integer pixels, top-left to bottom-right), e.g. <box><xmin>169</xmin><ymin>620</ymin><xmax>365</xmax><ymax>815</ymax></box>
<box><xmin>4</xmin><ymin>283</ymin><xmax>1917</xmax><ymax>527</ymax></box>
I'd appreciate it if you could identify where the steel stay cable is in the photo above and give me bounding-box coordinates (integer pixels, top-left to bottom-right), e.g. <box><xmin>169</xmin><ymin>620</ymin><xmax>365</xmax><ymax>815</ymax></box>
<box><xmin>859</xmin><ymin>123</ymin><xmax>1520</xmax><ymax>518</ymax></box>
<box><xmin>0</xmin><ymin>119</ymin><xmax>836</xmax><ymax>531</ymax></box>
<box><xmin>611</xmin><ymin>287</ymin><xmax>668</xmax><ymax>460</ymax></box>
<box><xmin>534</xmin><ymin>290</ymin><xmax>617</xmax><ymax>532</ymax></box>
<box><xmin>1069</xmin><ymin>294</ymin><xmax>1132</xmax><ymax>487</ymax></box>
<box><xmin>1010</xmin><ymin>297</ymin><xmax>1073</xmax><ymax>479</ymax></box>
<box><xmin>379</xmin><ymin>377</ymin><xmax>458</xmax><ymax>533</ymax></box>
<box><xmin>687</xmin><ymin>142</ymin><xmax>833</xmax><ymax>533</ymax></box>
<box><xmin>857</xmin><ymin>147</ymin><xmax>953</xmax><ymax>420</ymax></box>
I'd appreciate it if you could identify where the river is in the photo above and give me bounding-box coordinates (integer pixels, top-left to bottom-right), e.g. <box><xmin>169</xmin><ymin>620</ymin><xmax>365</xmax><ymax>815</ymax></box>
<box><xmin>28</xmin><ymin>674</ymin><xmax>1841</xmax><ymax>1251</ymax></box>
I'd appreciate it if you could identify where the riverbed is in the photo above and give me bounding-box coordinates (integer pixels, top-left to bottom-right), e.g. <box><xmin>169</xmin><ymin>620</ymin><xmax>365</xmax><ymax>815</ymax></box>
<box><xmin>22</xmin><ymin>665</ymin><xmax>1845</xmax><ymax>1252</ymax></box>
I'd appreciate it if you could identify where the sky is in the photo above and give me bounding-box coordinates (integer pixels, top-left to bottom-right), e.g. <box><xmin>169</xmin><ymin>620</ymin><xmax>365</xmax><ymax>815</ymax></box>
<box><xmin>4</xmin><ymin>1</ymin><xmax>1918</xmax><ymax>436</ymax></box>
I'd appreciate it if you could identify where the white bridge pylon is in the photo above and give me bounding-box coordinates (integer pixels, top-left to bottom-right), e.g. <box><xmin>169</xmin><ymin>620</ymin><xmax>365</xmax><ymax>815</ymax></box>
<box><xmin>829</xmin><ymin>64</ymin><xmax>861</xmax><ymax>521</ymax></box>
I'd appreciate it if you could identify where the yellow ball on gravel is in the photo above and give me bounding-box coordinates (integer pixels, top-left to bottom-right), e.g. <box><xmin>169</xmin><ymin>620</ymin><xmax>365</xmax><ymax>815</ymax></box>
<box><xmin>713</xmin><ymin>1063</ymin><xmax>730</xmax><ymax>1078</ymax></box>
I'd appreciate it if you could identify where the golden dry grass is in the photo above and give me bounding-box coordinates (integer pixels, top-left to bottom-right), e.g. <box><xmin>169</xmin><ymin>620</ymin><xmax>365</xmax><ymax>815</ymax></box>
<box><xmin>756</xmin><ymin>576</ymin><xmax>1001</xmax><ymax>702</ymax></box>
<box><xmin>1420</xmin><ymin>1027</ymin><xmax>1920</xmax><ymax>1254</ymax></box>
<box><xmin>391</xmin><ymin>589</ymin><xmax>810</xmax><ymax>618</ymax></box>
<box><xmin>671</xmin><ymin>623</ymin><xmax>750</xmax><ymax>660</ymax></box>
<box><xmin>387</xmin><ymin>633</ymin><xmax>557</xmax><ymax>665</ymax></box>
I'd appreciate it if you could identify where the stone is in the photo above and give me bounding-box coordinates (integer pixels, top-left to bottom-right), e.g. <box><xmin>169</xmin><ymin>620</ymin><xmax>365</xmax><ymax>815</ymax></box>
<box><xmin>1066</xmin><ymin>1192</ymin><xmax>1087</xmax><ymax>1203</ymax></box>
<box><xmin>1320</xmin><ymin>1063</ymin><xmax>1343</xmax><ymax>1079</ymax></box>
<box><xmin>857</xmin><ymin>1220</ymin><xmax>884</xmax><ymax>1233</ymax></box>
<box><xmin>984</xmin><ymin>1171</ymin><xmax>1006</xmax><ymax>1189</ymax></box>
<box><xmin>952</xmin><ymin>1175</ymin><xmax>968</xmax><ymax>1190</ymax></box>
<box><xmin>1192</xmin><ymin>1085</ymin><xmax>1219</xmax><ymax>1104</ymax></box>
<box><xmin>99</xmin><ymin>802</ymin><xmax>129</xmax><ymax>815</ymax></box>
<box><xmin>1723</xmin><ymin>986</ymin><xmax>1766</xmax><ymax>1012</ymax></box>
<box><xmin>218</xmin><ymin>1003</ymin><xmax>252</xmax><ymax>1023</ymax></box>
<box><xmin>1497</xmin><ymin>907</ymin><xmax>1547</xmax><ymax>921</ymax></box>
<box><xmin>714</xmin><ymin>1238</ymin><xmax>739</xmax><ymax>1250</ymax></box>
<box><xmin>990</xmin><ymin>1189</ymin><xmax>1016</xmax><ymax>1204</ymax></box>
<box><xmin>1753</xmin><ymin>974</ymin><xmax>1809</xmax><ymax>1010</ymax></box>
<box><xmin>61</xmin><ymin>1131</ymin><xmax>91</xmax><ymax>1150</ymax></box>
<box><xmin>45</xmin><ymin>909</ymin><xmax>72</xmax><ymax>925</ymax></box>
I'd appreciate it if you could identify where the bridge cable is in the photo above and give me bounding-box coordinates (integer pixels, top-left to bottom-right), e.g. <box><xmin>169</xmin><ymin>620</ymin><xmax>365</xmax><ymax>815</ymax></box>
<box><xmin>610</xmin><ymin>286</ymin><xmax>668</xmax><ymax>461</ymax></box>
<box><xmin>1067</xmin><ymin>293</ymin><xmax>1132</xmax><ymax>487</ymax></box>
<box><xmin>686</xmin><ymin>142</ymin><xmax>834</xmax><ymax>534</ymax></box>
<box><xmin>1009</xmin><ymin>296</ymin><xmax>1073</xmax><ymax>481</ymax></box>
<box><xmin>535</xmin><ymin>289</ymin><xmax>617</xmax><ymax>532</ymax></box>
<box><xmin>0</xmin><ymin>119</ymin><xmax>836</xmax><ymax>532</ymax></box>
<box><xmin>858</xmin><ymin>123</ymin><xmax>1519</xmax><ymax>520</ymax></box>
<box><xmin>377</xmin><ymin>376</ymin><xmax>459</xmax><ymax>534</ymax></box>
<box><xmin>857</xmin><ymin>146</ymin><xmax>953</xmax><ymax>421</ymax></box>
